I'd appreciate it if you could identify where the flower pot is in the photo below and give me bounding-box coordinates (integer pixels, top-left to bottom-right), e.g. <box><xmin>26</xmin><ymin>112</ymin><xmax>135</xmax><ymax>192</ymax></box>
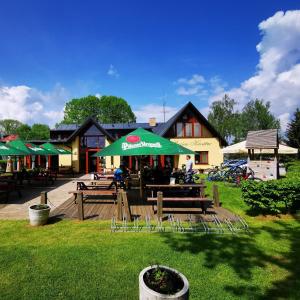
<box><xmin>28</xmin><ymin>204</ymin><xmax>51</xmax><ymax>226</ymax></box>
<box><xmin>139</xmin><ymin>265</ymin><xmax>189</xmax><ymax>300</ymax></box>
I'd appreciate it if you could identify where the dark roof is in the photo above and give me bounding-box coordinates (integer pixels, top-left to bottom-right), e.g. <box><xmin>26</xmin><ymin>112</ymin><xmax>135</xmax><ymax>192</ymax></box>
<box><xmin>52</xmin><ymin>124</ymin><xmax>80</xmax><ymax>131</ymax></box>
<box><xmin>53</xmin><ymin>122</ymin><xmax>156</xmax><ymax>131</ymax></box>
<box><xmin>246</xmin><ymin>129</ymin><xmax>278</xmax><ymax>149</ymax></box>
<box><xmin>66</xmin><ymin>117</ymin><xmax>115</xmax><ymax>142</ymax></box>
<box><xmin>153</xmin><ymin>101</ymin><xmax>227</xmax><ymax>145</ymax></box>
<box><xmin>51</xmin><ymin>102</ymin><xmax>226</xmax><ymax>145</ymax></box>
<box><xmin>101</xmin><ymin>123</ymin><xmax>155</xmax><ymax>130</ymax></box>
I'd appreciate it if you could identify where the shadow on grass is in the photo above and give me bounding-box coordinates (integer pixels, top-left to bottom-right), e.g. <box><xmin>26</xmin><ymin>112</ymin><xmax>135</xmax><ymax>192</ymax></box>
<box><xmin>160</xmin><ymin>217</ymin><xmax>300</xmax><ymax>299</ymax></box>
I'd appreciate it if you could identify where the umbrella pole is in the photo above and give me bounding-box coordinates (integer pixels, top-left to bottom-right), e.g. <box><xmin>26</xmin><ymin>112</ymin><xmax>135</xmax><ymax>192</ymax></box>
<box><xmin>139</xmin><ymin>156</ymin><xmax>143</xmax><ymax>199</ymax></box>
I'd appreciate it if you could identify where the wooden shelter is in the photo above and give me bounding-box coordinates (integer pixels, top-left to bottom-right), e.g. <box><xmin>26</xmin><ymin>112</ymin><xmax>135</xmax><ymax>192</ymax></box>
<box><xmin>246</xmin><ymin>129</ymin><xmax>279</xmax><ymax>180</ymax></box>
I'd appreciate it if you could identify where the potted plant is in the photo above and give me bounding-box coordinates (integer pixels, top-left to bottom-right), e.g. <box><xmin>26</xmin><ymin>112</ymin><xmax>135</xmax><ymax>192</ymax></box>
<box><xmin>139</xmin><ymin>265</ymin><xmax>189</xmax><ymax>300</ymax></box>
<box><xmin>28</xmin><ymin>204</ymin><xmax>51</xmax><ymax>226</ymax></box>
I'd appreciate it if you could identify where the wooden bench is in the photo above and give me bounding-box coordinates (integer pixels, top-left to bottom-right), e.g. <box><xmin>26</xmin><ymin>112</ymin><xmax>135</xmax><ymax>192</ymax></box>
<box><xmin>76</xmin><ymin>181</ymin><xmax>117</xmax><ymax>191</ymax></box>
<box><xmin>147</xmin><ymin>192</ymin><xmax>213</xmax><ymax>218</ymax></box>
<box><xmin>71</xmin><ymin>190</ymin><xmax>131</xmax><ymax>221</ymax></box>
<box><xmin>69</xmin><ymin>189</ymin><xmax>117</xmax><ymax>198</ymax></box>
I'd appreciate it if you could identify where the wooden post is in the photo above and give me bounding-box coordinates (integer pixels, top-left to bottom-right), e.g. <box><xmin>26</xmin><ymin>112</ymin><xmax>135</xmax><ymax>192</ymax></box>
<box><xmin>213</xmin><ymin>184</ymin><xmax>220</xmax><ymax>207</ymax></box>
<box><xmin>157</xmin><ymin>191</ymin><xmax>163</xmax><ymax>219</ymax></box>
<box><xmin>77</xmin><ymin>192</ymin><xmax>84</xmax><ymax>221</ymax></box>
<box><xmin>40</xmin><ymin>191</ymin><xmax>48</xmax><ymax>205</ymax></box>
<box><xmin>117</xmin><ymin>192</ymin><xmax>123</xmax><ymax>221</ymax></box>
<box><xmin>122</xmin><ymin>191</ymin><xmax>131</xmax><ymax>221</ymax></box>
<box><xmin>200</xmin><ymin>179</ymin><xmax>205</xmax><ymax>198</ymax></box>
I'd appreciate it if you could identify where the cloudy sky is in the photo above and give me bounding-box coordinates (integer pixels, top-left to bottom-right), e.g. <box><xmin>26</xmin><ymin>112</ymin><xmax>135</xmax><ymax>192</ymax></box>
<box><xmin>0</xmin><ymin>1</ymin><xmax>299</xmax><ymax>130</ymax></box>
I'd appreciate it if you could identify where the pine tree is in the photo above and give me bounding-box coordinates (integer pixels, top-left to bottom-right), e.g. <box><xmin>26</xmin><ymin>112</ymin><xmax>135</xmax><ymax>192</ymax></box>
<box><xmin>286</xmin><ymin>108</ymin><xmax>300</xmax><ymax>156</ymax></box>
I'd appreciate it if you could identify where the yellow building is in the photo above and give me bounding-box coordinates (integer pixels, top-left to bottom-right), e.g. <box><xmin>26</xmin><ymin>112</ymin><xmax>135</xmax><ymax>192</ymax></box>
<box><xmin>50</xmin><ymin>102</ymin><xmax>227</xmax><ymax>173</ymax></box>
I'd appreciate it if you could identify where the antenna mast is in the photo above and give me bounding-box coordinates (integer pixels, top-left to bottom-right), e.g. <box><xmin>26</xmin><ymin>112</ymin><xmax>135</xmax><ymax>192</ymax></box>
<box><xmin>163</xmin><ymin>101</ymin><xmax>166</xmax><ymax>123</ymax></box>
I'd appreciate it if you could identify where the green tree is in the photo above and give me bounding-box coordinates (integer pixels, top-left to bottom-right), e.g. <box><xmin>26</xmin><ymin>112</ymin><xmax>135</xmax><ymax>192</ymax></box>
<box><xmin>61</xmin><ymin>95</ymin><xmax>136</xmax><ymax>124</ymax></box>
<box><xmin>239</xmin><ymin>99</ymin><xmax>280</xmax><ymax>139</ymax></box>
<box><xmin>16</xmin><ymin>124</ymin><xmax>31</xmax><ymax>140</ymax></box>
<box><xmin>98</xmin><ymin>96</ymin><xmax>136</xmax><ymax>123</ymax></box>
<box><xmin>208</xmin><ymin>94</ymin><xmax>239</xmax><ymax>144</ymax></box>
<box><xmin>286</xmin><ymin>108</ymin><xmax>300</xmax><ymax>152</ymax></box>
<box><xmin>62</xmin><ymin>95</ymin><xmax>102</xmax><ymax>124</ymax></box>
<box><xmin>29</xmin><ymin>124</ymin><xmax>50</xmax><ymax>140</ymax></box>
<box><xmin>0</xmin><ymin>119</ymin><xmax>23</xmax><ymax>135</ymax></box>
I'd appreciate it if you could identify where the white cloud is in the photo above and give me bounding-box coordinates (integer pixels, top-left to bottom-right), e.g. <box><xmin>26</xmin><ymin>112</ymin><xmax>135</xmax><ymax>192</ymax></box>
<box><xmin>175</xmin><ymin>73</ymin><xmax>206</xmax><ymax>96</ymax></box>
<box><xmin>134</xmin><ymin>104</ymin><xmax>179</xmax><ymax>122</ymax></box>
<box><xmin>211</xmin><ymin>10</ymin><xmax>300</xmax><ymax>131</ymax></box>
<box><xmin>0</xmin><ymin>84</ymin><xmax>68</xmax><ymax>127</ymax></box>
<box><xmin>176</xmin><ymin>86</ymin><xmax>202</xmax><ymax>96</ymax></box>
<box><xmin>107</xmin><ymin>64</ymin><xmax>120</xmax><ymax>78</ymax></box>
<box><xmin>176</xmin><ymin>74</ymin><xmax>205</xmax><ymax>85</ymax></box>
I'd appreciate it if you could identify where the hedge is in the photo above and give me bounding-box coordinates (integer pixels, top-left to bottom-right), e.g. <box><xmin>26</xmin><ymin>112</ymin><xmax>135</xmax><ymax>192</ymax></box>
<box><xmin>241</xmin><ymin>179</ymin><xmax>300</xmax><ymax>214</ymax></box>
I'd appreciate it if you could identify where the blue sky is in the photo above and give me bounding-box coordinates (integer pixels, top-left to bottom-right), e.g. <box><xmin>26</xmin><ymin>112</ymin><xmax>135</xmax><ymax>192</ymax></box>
<box><xmin>0</xmin><ymin>0</ymin><xmax>299</xmax><ymax>128</ymax></box>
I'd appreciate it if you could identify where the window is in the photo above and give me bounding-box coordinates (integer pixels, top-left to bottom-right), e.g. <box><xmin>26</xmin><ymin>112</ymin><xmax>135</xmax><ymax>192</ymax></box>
<box><xmin>195</xmin><ymin>151</ymin><xmax>208</xmax><ymax>164</ymax></box>
<box><xmin>176</xmin><ymin>123</ymin><xmax>184</xmax><ymax>137</ymax></box>
<box><xmin>176</xmin><ymin>121</ymin><xmax>204</xmax><ymax>137</ymax></box>
<box><xmin>185</xmin><ymin>123</ymin><xmax>193</xmax><ymax>137</ymax></box>
<box><xmin>194</xmin><ymin>123</ymin><xmax>201</xmax><ymax>137</ymax></box>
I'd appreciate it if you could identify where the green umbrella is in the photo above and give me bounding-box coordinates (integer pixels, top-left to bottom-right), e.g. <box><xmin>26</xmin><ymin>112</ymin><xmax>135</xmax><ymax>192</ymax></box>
<box><xmin>0</xmin><ymin>142</ymin><xmax>27</xmax><ymax>156</ymax></box>
<box><xmin>8</xmin><ymin>140</ymin><xmax>56</xmax><ymax>156</ymax></box>
<box><xmin>94</xmin><ymin>128</ymin><xmax>194</xmax><ymax>197</ymax></box>
<box><xmin>94</xmin><ymin>128</ymin><xmax>194</xmax><ymax>157</ymax></box>
<box><xmin>41</xmin><ymin>142</ymin><xmax>72</xmax><ymax>155</ymax></box>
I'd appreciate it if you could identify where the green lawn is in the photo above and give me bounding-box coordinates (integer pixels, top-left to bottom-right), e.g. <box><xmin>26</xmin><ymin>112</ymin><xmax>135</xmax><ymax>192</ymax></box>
<box><xmin>1</xmin><ymin>173</ymin><xmax>300</xmax><ymax>299</ymax></box>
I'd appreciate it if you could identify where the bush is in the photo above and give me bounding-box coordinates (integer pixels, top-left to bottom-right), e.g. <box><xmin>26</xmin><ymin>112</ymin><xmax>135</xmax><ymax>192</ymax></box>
<box><xmin>285</xmin><ymin>160</ymin><xmax>300</xmax><ymax>179</ymax></box>
<box><xmin>241</xmin><ymin>179</ymin><xmax>300</xmax><ymax>214</ymax></box>
<box><xmin>0</xmin><ymin>159</ymin><xmax>7</xmax><ymax>171</ymax></box>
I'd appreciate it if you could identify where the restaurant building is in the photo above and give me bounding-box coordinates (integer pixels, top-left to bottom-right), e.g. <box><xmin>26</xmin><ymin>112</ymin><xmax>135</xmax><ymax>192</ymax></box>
<box><xmin>50</xmin><ymin>102</ymin><xmax>227</xmax><ymax>173</ymax></box>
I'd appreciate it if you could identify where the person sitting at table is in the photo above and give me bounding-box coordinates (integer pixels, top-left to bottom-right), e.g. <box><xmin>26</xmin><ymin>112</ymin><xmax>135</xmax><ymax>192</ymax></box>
<box><xmin>113</xmin><ymin>164</ymin><xmax>131</xmax><ymax>189</ymax></box>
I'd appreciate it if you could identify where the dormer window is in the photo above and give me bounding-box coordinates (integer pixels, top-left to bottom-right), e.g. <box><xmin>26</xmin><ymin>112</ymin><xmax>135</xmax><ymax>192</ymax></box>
<box><xmin>176</xmin><ymin>122</ymin><xmax>202</xmax><ymax>138</ymax></box>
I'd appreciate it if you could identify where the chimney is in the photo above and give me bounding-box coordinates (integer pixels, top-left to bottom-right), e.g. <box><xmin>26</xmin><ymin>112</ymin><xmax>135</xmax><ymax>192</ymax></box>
<box><xmin>149</xmin><ymin>117</ymin><xmax>156</xmax><ymax>127</ymax></box>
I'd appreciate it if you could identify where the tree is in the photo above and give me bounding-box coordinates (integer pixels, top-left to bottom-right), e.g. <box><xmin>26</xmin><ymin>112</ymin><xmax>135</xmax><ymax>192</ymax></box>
<box><xmin>98</xmin><ymin>96</ymin><xmax>136</xmax><ymax>123</ymax></box>
<box><xmin>0</xmin><ymin>119</ymin><xmax>23</xmax><ymax>135</ymax></box>
<box><xmin>16</xmin><ymin>124</ymin><xmax>31</xmax><ymax>140</ymax></box>
<box><xmin>61</xmin><ymin>95</ymin><xmax>136</xmax><ymax>124</ymax></box>
<box><xmin>286</xmin><ymin>108</ymin><xmax>300</xmax><ymax>151</ymax></box>
<box><xmin>239</xmin><ymin>99</ymin><xmax>280</xmax><ymax>139</ymax></box>
<box><xmin>29</xmin><ymin>124</ymin><xmax>50</xmax><ymax>140</ymax></box>
<box><xmin>62</xmin><ymin>95</ymin><xmax>102</xmax><ymax>124</ymax></box>
<box><xmin>208</xmin><ymin>95</ymin><xmax>239</xmax><ymax>144</ymax></box>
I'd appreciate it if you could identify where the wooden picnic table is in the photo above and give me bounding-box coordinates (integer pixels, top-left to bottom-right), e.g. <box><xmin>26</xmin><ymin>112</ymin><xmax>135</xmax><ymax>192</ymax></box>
<box><xmin>145</xmin><ymin>183</ymin><xmax>206</xmax><ymax>198</ymax></box>
<box><xmin>145</xmin><ymin>182</ymin><xmax>211</xmax><ymax>216</ymax></box>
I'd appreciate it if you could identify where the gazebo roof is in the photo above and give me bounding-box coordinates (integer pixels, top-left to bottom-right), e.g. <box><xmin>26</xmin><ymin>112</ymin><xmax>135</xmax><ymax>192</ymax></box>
<box><xmin>246</xmin><ymin>129</ymin><xmax>278</xmax><ymax>149</ymax></box>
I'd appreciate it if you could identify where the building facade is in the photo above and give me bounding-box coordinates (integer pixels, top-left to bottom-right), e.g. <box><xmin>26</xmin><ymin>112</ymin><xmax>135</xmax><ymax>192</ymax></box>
<box><xmin>50</xmin><ymin>102</ymin><xmax>227</xmax><ymax>173</ymax></box>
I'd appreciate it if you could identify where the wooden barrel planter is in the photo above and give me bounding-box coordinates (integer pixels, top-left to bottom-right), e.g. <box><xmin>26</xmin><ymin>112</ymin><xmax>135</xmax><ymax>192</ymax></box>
<box><xmin>139</xmin><ymin>265</ymin><xmax>189</xmax><ymax>300</ymax></box>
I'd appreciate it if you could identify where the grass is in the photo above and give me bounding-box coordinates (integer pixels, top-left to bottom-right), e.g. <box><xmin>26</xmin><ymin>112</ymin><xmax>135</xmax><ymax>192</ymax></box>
<box><xmin>1</xmin><ymin>164</ymin><xmax>300</xmax><ymax>299</ymax></box>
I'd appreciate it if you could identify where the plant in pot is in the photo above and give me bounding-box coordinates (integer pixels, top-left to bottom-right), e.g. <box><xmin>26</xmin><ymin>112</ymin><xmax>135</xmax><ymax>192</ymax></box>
<box><xmin>28</xmin><ymin>204</ymin><xmax>51</xmax><ymax>226</ymax></box>
<box><xmin>139</xmin><ymin>264</ymin><xmax>189</xmax><ymax>300</ymax></box>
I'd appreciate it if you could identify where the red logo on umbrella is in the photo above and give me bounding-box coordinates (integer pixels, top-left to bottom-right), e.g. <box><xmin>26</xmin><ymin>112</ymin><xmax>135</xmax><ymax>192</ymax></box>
<box><xmin>126</xmin><ymin>135</ymin><xmax>140</xmax><ymax>143</ymax></box>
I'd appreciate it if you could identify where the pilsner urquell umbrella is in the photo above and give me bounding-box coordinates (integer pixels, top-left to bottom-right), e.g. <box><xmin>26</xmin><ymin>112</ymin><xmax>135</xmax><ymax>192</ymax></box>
<box><xmin>41</xmin><ymin>142</ymin><xmax>72</xmax><ymax>155</ymax></box>
<box><xmin>94</xmin><ymin>128</ymin><xmax>194</xmax><ymax>156</ymax></box>
<box><xmin>94</xmin><ymin>128</ymin><xmax>194</xmax><ymax>196</ymax></box>
<box><xmin>0</xmin><ymin>142</ymin><xmax>27</xmax><ymax>156</ymax></box>
<box><xmin>8</xmin><ymin>140</ymin><xmax>57</xmax><ymax>169</ymax></box>
<box><xmin>8</xmin><ymin>140</ymin><xmax>56</xmax><ymax>156</ymax></box>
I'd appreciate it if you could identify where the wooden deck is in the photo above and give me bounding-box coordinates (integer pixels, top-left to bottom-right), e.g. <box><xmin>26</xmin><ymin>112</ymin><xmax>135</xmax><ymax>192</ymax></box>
<box><xmin>50</xmin><ymin>189</ymin><xmax>237</xmax><ymax>222</ymax></box>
